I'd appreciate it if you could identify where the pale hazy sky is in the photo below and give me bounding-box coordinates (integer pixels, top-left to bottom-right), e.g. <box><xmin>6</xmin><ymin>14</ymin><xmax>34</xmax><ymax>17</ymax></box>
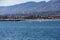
<box><xmin>0</xmin><ymin>0</ymin><xmax>50</xmax><ymax>6</ymax></box>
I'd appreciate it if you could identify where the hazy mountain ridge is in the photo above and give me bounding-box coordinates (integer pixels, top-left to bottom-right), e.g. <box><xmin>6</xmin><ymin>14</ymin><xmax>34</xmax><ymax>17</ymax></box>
<box><xmin>0</xmin><ymin>0</ymin><xmax>60</xmax><ymax>16</ymax></box>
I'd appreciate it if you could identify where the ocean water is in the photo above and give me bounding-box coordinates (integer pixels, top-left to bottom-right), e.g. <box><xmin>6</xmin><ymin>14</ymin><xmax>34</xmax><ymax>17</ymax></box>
<box><xmin>0</xmin><ymin>21</ymin><xmax>60</xmax><ymax>40</ymax></box>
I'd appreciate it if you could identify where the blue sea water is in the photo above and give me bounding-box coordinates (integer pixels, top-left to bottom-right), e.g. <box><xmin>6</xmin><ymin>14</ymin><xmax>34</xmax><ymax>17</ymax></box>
<box><xmin>0</xmin><ymin>21</ymin><xmax>60</xmax><ymax>40</ymax></box>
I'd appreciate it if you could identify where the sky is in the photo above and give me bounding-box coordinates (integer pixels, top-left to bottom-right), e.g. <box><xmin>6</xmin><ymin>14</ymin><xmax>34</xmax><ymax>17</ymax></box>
<box><xmin>0</xmin><ymin>0</ymin><xmax>50</xmax><ymax>6</ymax></box>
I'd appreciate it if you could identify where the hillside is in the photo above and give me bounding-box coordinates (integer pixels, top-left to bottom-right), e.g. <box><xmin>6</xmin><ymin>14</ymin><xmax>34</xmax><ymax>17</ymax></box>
<box><xmin>0</xmin><ymin>0</ymin><xmax>60</xmax><ymax>16</ymax></box>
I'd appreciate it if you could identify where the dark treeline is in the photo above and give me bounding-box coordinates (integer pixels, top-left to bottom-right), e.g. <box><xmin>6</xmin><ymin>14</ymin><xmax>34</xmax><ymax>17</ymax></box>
<box><xmin>0</xmin><ymin>11</ymin><xmax>60</xmax><ymax>20</ymax></box>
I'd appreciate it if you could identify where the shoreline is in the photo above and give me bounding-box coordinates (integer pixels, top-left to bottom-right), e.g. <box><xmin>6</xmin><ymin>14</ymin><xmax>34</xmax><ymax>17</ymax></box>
<box><xmin>0</xmin><ymin>19</ymin><xmax>60</xmax><ymax>21</ymax></box>
<box><xmin>25</xmin><ymin>19</ymin><xmax>60</xmax><ymax>21</ymax></box>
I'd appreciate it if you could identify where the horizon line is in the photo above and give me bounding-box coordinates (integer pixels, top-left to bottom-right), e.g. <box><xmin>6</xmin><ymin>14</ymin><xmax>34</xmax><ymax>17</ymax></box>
<box><xmin>0</xmin><ymin>1</ymin><xmax>50</xmax><ymax>7</ymax></box>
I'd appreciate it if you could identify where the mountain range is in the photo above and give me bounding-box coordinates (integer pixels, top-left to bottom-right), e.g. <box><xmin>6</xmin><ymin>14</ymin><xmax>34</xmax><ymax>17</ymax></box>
<box><xmin>0</xmin><ymin>0</ymin><xmax>60</xmax><ymax>16</ymax></box>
